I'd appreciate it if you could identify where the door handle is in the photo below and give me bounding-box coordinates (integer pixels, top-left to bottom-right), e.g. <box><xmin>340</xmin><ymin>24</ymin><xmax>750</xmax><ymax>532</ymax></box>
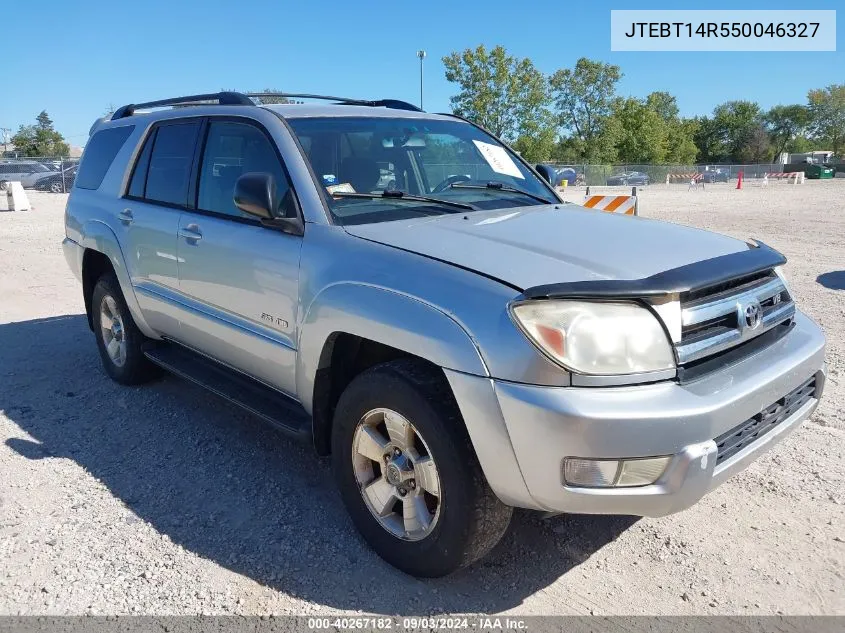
<box><xmin>118</xmin><ymin>208</ymin><xmax>134</xmax><ymax>225</ymax></box>
<box><xmin>178</xmin><ymin>223</ymin><xmax>203</xmax><ymax>243</ymax></box>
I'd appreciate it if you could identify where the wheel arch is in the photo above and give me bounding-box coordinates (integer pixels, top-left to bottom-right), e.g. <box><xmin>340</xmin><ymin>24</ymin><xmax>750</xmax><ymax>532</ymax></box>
<box><xmin>297</xmin><ymin>283</ymin><xmax>489</xmax><ymax>455</ymax></box>
<box><xmin>78</xmin><ymin>220</ymin><xmax>155</xmax><ymax>337</ymax></box>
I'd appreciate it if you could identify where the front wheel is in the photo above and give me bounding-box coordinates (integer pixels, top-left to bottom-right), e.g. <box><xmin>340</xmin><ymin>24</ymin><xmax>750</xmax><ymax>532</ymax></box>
<box><xmin>332</xmin><ymin>359</ymin><xmax>512</xmax><ymax>577</ymax></box>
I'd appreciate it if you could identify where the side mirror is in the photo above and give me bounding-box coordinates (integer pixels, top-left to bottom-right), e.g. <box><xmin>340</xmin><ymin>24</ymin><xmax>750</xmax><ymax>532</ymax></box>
<box><xmin>234</xmin><ymin>172</ymin><xmax>304</xmax><ymax>236</ymax></box>
<box><xmin>234</xmin><ymin>172</ymin><xmax>276</xmax><ymax>219</ymax></box>
<box><xmin>535</xmin><ymin>164</ymin><xmax>557</xmax><ymax>185</ymax></box>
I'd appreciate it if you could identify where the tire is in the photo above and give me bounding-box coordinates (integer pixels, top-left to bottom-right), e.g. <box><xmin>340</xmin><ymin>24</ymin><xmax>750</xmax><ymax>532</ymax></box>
<box><xmin>49</xmin><ymin>180</ymin><xmax>63</xmax><ymax>193</ymax></box>
<box><xmin>91</xmin><ymin>272</ymin><xmax>159</xmax><ymax>385</ymax></box>
<box><xmin>332</xmin><ymin>358</ymin><xmax>512</xmax><ymax>577</ymax></box>
<box><xmin>0</xmin><ymin>181</ymin><xmax>7</xmax><ymax>191</ymax></box>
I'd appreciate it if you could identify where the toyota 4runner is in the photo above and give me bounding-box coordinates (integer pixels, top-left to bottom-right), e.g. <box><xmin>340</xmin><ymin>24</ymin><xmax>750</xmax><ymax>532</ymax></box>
<box><xmin>63</xmin><ymin>92</ymin><xmax>826</xmax><ymax>577</ymax></box>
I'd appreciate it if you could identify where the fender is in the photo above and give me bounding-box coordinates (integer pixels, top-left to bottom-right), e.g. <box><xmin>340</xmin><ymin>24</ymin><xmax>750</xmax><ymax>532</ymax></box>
<box><xmin>296</xmin><ymin>282</ymin><xmax>489</xmax><ymax>414</ymax></box>
<box><xmin>78</xmin><ymin>219</ymin><xmax>158</xmax><ymax>339</ymax></box>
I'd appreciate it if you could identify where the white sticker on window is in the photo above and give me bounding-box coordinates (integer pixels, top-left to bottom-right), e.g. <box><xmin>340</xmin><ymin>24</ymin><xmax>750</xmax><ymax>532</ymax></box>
<box><xmin>472</xmin><ymin>140</ymin><xmax>525</xmax><ymax>179</ymax></box>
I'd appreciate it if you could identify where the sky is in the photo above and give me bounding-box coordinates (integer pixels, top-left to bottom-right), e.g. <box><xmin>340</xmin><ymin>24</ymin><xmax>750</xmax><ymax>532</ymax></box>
<box><xmin>2</xmin><ymin>0</ymin><xmax>842</xmax><ymax>148</ymax></box>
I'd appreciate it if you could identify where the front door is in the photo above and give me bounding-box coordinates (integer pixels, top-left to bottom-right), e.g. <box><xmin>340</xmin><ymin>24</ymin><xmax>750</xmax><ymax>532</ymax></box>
<box><xmin>175</xmin><ymin>118</ymin><xmax>302</xmax><ymax>396</ymax></box>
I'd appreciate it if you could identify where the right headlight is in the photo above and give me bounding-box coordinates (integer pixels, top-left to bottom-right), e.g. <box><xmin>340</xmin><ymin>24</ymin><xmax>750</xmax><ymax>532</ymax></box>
<box><xmin>510</xmin><ymin>300</ymin><xmax>675</xmax><ymax>375</ymax></box>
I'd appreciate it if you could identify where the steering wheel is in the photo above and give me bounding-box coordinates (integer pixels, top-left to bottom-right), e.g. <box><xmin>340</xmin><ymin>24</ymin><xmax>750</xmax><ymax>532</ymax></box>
<box><xmin>431</xmin><ymin>174</ymin><xmax>472</xmax><ymax>193</ymax></box>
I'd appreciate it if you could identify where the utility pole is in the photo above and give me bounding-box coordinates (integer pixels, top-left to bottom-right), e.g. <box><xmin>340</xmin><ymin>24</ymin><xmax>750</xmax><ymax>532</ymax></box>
<box><xmin>416</xmin><ymin>50</ymin><xmax>426</xmax><ymax>110</ymax></box>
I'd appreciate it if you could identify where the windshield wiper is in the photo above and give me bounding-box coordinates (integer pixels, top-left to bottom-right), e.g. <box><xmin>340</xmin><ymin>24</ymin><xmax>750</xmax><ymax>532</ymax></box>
<box><xmin>332</xmin><ymin>190</ymin><xmax>478</xmax><ymax>212</ymax></box>
<box><xmin>449</xmin><ymin>182</ymin><xmax>554</xmax><ymax>205</ymax></box>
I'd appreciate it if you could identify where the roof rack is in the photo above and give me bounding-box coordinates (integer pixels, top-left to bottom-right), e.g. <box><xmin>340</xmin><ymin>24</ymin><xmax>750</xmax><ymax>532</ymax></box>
<box><xmin>246</xmin><ymin>93</ymin><xmax>423</xmax><ymax>112</ymax></box>
<box><xmin>111</xmin><ymin>92</ymin><xmax>253</xmax><ymax>120</ymax></box>
<box><xmin>110</xmin><ymin>91</ymin><xmax>422</xmax><ymax>120</ymax></box>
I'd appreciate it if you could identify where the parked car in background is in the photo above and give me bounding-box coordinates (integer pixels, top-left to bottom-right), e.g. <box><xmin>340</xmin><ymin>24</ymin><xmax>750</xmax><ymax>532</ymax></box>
<box><xmin>34</xmin><ymin>165</ymin><xmax>78</xmax><ymax>193</ymax></box>
<box><xmin>38</xmin><ymin>159</ymin><xmax>64</xmax><ymax>171</ymax></box>
<box><xmin>556</xmin><ymin>167</ymin><xmax>578</xmax><ymax>186</ymax></box>
<box><xmin>701</xmin><ymin>168</ymin><xmax>730</xmax><ymax>183</ymax></box>
<box><xmin>0</xmin><ymin>160</ymin><xmax>56</xmax><ymax>189</ymax></box>
<box><xmin>606</xmin><ymin>171</ymin><xmax>649</xmax><ymax>186</ymax></box>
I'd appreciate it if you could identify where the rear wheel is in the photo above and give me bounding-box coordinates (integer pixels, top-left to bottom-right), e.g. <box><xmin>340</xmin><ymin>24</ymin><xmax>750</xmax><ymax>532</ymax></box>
<box><xmin>91</xmin><ymin>272</ymin><xmax>159</xmax><ymax>385</ymax></box>
<box><xmin>49</xmin><ymin>180</ymin><xmax>63</xmax><ymax>193</ymax></box>
<box><xmin>332</xmin><ymin>358</ymin><xmax>512</xmax><ymax>577</ymax></box>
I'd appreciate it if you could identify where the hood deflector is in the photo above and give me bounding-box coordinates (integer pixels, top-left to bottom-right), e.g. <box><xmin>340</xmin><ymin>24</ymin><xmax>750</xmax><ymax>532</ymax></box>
<box><xmin>517</xmin><ymin>240</ymin><xmax>786</xmax><ymax>301</ymax></box>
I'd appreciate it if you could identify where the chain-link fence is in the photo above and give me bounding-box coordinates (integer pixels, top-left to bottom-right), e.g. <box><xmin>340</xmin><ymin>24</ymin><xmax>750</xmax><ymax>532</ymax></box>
<box><xmin>541</xmin><ymin>163</ymin><xmax>800</xmax><ymax>186</ymax></box>
<box><xmin>0</xmin><ymin>156</ymin><xmax>80</xmax><ymax>193</ymax></box>
<box><xmin>425</xmin><ymin>161</ymin><xmax>822</xmax><ymax>187</ymax></box>
<box><xmin>2</xmin><ymin>156</ymin><xmax>838</xmax><ymax>195</ymax></box>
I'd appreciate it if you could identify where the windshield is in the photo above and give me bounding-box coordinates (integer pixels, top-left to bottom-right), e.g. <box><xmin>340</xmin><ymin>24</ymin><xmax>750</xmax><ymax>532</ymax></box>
<box><xmin>286</xmin><ymin>116</ymin><xmax>557</xmax><ymax>225</ymax></box>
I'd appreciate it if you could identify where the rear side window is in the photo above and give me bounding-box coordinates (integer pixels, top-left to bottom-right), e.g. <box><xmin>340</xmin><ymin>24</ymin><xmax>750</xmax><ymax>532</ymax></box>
<box><xmin>75</xmin><ymin>126</ymin><xmax>134</xmax><ymax>190</ymax></box>
<box><xmin>143</xmin><ymin>121</ymin><xmax>201</xmax><ymax>206</ymax></box>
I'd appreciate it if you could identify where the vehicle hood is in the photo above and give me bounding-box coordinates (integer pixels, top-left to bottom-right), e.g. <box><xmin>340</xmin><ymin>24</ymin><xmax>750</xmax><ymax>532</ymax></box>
<box><xmin>343</xmin><ymin>204</ymin><xmax>750</xmax><ymax>290</ymax></box>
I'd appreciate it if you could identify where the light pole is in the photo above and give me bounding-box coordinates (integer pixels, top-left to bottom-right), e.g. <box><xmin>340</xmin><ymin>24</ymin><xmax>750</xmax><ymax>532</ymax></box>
<box><xmin>0</xmin><ymin>127</ymin><xmax>10</xmax><ymax>157</ymax></box>
<box><xmin>416</xmin><ymin>50</ymin><xmax>426</xmax><ymax>110</ymax></box>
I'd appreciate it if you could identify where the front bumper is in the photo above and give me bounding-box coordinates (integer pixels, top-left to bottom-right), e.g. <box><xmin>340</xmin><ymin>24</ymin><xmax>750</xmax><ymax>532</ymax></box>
<box><xmin>447</xmin><ymin>310</ymin><xmax>826</xmax><ymax>516</ymax></box>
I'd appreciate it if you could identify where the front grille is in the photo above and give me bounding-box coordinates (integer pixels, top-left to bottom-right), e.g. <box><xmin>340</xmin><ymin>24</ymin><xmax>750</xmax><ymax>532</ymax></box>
<box><xmin>676</xmin><ymin>270</ymin><xmax>794</xmax><ymax>368</ymax></box>
<box><xmin>714</xmin><ymin>376</ymin><xmax>816</xmax><ymax>465</ymax></box>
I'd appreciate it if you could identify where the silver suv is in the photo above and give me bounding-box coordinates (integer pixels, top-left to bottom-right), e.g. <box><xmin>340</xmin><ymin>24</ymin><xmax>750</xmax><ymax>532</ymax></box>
<box><xmin>63</xmin><ymin>92</ymin><xmax>826</xmax><ymax>577</ymax></box>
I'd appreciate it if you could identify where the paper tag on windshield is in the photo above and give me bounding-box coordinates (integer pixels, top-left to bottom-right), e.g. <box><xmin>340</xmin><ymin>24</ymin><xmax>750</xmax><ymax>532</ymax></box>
<box><xmin>327</xmin><ymin>183</ymin><xmax>356</xmax><ymax>195</ymax></box>
<box><xmin>472</xmin><ymin>140</ymin><xmax>524</xmax><ymax>179</ymax></box>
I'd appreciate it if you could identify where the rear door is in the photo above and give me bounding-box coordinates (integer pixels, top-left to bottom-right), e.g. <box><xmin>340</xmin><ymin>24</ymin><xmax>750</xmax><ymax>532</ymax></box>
<box><xmin>175</xmin><ymin>117</ymin><xmax>303</xmax><ymax>395</ymax></box>
<box><xmin>120</xmin><ymin>119</ymin><xmax>202</xmax><ymax>336</ymax></box>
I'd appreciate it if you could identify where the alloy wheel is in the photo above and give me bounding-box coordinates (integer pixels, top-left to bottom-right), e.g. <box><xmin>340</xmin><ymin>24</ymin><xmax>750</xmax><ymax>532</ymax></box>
<box><xmin>99</xmin><ymin>295</ymin><xmax>127</xmax><ymax>368</ymax></box>
<box><xmin>351</xmin><ymin>408</ymin><xmax>442</xmax><ymax>541</ymax></box>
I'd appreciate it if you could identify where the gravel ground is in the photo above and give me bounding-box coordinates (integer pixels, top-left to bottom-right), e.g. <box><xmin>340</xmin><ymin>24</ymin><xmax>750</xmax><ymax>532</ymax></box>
<box><xmin>0</xmin><ymin>185</ymin><xmax>843</xmax><ymax>616</ymax></box>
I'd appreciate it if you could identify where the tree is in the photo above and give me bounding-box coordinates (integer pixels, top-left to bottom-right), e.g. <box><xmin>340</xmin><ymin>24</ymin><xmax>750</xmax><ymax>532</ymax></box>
<box><xmin>549</xmin><ymin>58</ymin><xmax>622</xmax><ymax>163</ymax></box>
<box><xmin>694</xmin><ymin>101</ymin><xmax>765</xmax><ymax>163</ymax></box>
<box><xmin>764</xmin><ymin>104</ymin><xmax>810</xmax><ymax>157</ymax></box>
<box><xmin>737</xmin><ymin>125</ymin><xmax>772</xmax><ymax>163</ymax></box>
<box><xmin>667</xmin><ymin>119</ymin><xmax>699</xmax><ymax>164</ymax></box>
<box><xmin>645</xmin><ymin>91</ymin><xmax>679</xmax><ymax>122</ymax></box>
<box><xmin>442</xmin><ymin>45</ymin><xmax>550</xmax><ymax>143</ymax></box>
<box><xmin>10</xmin><ymin>110</ymin><xmax>69</xmax><ymax>157</ymax></box>
<box><xmin>807</xmin><ymin>84</ymin><xmax>845</xmax><ymax>156</ymax></box>
<box><xmin>250</xmin><ymin>88</ymin><xmax>298</xmax><ymax>105</ymax></box>
<box><xmin>512</xmin><ymin>124</ymin><xmax>558</xmax><ymax>162</ymax></box>
<box><xmin>614</xmin><ymin>97</ymin><xmax>668</xmax><ymax>164</ymax></box>
<box><xmin>692</xmin><ymin>115</ymin><xmax>722</xmax><ymax>163</ymax></box>
<box><xmin>643</xmin><ymin>91</ymin><xmax>697</xmax><ymax>163</ymax></box>
<box><xmin>715</xmin><ymin>101</ymin><xmax>763</xmax><ymax>162</ymax></box>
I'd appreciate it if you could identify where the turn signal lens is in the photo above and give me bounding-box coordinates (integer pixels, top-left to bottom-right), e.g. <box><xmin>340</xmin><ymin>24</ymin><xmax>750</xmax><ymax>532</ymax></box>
<box><xmin>563</xmin><ymin>457</ymin><xmax>670</xmax><ymax>488</ymax></box>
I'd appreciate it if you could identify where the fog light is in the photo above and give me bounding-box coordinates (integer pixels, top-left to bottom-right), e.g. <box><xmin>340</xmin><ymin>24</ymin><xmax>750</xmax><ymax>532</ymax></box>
<box><xmin>563</xmin><ymin>456</ymin><xmax>670</xmax><ymax>488</ymax></box>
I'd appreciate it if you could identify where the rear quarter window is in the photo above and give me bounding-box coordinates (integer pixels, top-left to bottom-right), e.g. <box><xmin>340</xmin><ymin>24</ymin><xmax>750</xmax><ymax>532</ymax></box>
<box><xmin>75</xmin><ymin>126</ymin><xmax>135</xmax><ymax>190</ymax></box>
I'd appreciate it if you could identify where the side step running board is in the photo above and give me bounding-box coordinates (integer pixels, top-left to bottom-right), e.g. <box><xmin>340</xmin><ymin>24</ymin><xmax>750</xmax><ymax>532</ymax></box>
<box><xmin>144</xmin><ymin>343</ymin><xmax>311</xmax><ymax>441</ymax></box>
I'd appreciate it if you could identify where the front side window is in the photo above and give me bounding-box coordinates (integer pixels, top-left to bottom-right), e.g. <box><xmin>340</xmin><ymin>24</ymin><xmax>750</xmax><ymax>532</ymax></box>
<box><xmin>198</xmin><ymin>120</ymin><xmax>293</xmax><ymax>218</ymax></box>
<box><xmin>286</xmin><ymin>116</ymin><xmax>556</xmax><ymax>225</ymax></box>
<box><xmin>144</xmin><ymin>121</ymin><xmax>200</xmax><ymax>206</ymax></box>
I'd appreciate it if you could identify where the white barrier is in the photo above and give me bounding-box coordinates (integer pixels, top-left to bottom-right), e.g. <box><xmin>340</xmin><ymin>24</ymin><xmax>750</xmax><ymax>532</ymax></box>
<box><xmin>583</xmin><ymin>194</ymin><xmax>637</xmax><ymax>215</ymax></box>
<box><xmin>6</xmin><ymin>182</ymin><xmax>32</xmax><ymax>211</ymax></box>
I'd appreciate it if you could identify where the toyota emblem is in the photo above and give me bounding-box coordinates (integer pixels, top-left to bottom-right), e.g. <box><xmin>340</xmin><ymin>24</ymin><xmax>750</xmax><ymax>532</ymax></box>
<box><xmin>744</xmin><ymin>301</ymin><xmax>762</xmax><ymax>329</ymax></box>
